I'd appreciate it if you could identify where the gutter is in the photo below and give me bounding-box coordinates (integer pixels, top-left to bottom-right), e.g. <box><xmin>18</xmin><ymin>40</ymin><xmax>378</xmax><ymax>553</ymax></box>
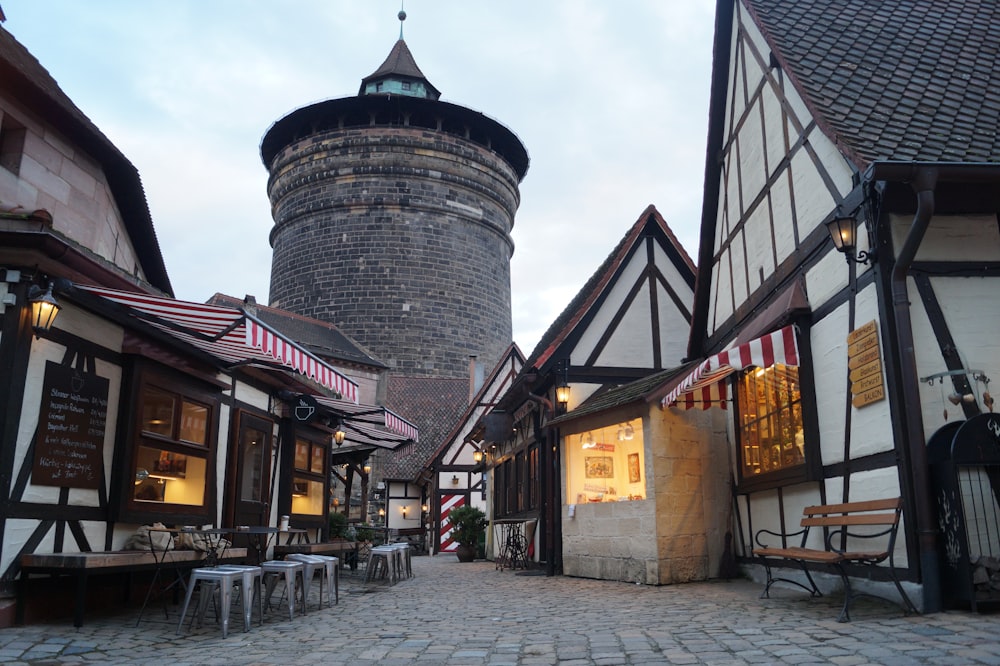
<box><xmin>864</xmin><ymin>160</ymin><xmax>1000</xmax><ymax>614</ymax></box>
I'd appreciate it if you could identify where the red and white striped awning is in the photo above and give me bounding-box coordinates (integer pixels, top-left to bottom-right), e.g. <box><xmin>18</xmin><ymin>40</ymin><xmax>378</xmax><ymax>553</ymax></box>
<box><xmin>312</xmin><ymin>395</ymin><xmax>419</xmax><ymax>441</ymax></box>
<box><xmin>661</xmin><ymin>326</ymin><xmax>799</xmax><ymax>410</ymax></box>
<box><xmin>78</xmin><ymin>285</ymin><xmax>359</xmax><ymax>403</ymax></box>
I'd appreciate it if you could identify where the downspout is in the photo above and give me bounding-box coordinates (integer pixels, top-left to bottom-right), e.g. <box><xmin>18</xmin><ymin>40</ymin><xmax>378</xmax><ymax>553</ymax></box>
<box><xmin>887</xmin><ymin>166</ymin><xmax>941</xmax><ymax>614</ymax></box>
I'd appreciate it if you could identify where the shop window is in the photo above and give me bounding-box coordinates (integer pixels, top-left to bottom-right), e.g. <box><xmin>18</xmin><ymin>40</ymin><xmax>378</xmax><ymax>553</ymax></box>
<box><xmin>564</xmin><ymin>418</ymin><xmax>645</xmax><ymax>505</ymax></box>
<box><xmin>736</xmin><ymin>364</ymin><xmax>804</xmax><ymax>478</ymax></box>
<box><xmin>127</xmin><ymin>376</ymin><xmax>216</xmax><ymax>520</ymax></box>
<box><xmin>291</xmin><ymin>437</ymin><xmax>327</xmax><ymax>517</ymax></box>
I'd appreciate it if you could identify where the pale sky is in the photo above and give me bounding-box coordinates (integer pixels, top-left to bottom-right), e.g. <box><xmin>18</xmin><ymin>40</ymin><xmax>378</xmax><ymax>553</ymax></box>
<box><xmin>3</xmin><ymin>0</ymin><xmax>716</xmax><ymax>355</ymax></box>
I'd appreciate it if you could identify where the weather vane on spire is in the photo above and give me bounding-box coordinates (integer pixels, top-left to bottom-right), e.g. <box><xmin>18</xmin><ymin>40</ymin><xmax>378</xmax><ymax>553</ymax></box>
<box><xmin>398</xmin><ymin>1</ymin><xmax>406</xmax><ymax>40</ymax></box>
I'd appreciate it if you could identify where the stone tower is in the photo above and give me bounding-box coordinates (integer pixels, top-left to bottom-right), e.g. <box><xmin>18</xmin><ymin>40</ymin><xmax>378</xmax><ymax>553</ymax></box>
<box><xmin>261</xmin><ymin>28</ymin><xmax>529</xmax><ymax>382</ymax></box>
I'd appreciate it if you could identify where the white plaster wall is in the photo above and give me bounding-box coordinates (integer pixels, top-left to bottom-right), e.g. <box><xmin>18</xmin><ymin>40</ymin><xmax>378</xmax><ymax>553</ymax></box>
<box><xmin>823</xmin><ymin>468</ymin><xmax>907</xmax><ymax>567</ymax></box>
<box><xmin>891</xmin><ymin>214</ymin><xmax>1000</xmax><ymax>263</ymax></box>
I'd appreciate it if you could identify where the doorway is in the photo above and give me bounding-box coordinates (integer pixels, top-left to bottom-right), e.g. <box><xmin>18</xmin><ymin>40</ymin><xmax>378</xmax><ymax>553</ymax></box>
<box><xmin>227</xmin><ymin>411</ymin><xmax>274</xmax><ymax>529</ymax></box>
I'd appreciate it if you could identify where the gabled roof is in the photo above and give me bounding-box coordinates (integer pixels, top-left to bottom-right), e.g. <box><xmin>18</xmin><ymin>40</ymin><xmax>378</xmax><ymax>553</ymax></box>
<box><xmin>207</xmin><ymin>294</ymin><xmax>386</xmax><ymax>370</ymax></box>
<box><xmin>359</xmin><ymin>38</ymin><xmax>441</xmax><ymax>100</ymax></box>
<box><xmin>524</xmin><ymin>204</ymin><xmax>696</xmax><ymax>372</ymax></box>
<box><xmin>0</xmin><ymin>26</ymin><xmax>172</xmax><ymax>294</ymax></box>
<box><xmin>744</xmin><ymin>0</ymin><xmax>1000</xmax><ymax>168</ymax></box>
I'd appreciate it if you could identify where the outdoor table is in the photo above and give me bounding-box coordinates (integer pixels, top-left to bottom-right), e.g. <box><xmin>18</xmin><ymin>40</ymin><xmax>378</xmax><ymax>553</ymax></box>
<box><xmin>137</xmin><ymin>526</ymin><xmax>236</xmax><ymax>625</ymax></box>
<box><xmin>492</xmin><ymin>519</ymin><xmax>534</xmax><ymax>571</ymax></box>
<box><xmin>234</xmin><ymin>526</ymin><xmax>307</xmax><ymax>564</ymax></box>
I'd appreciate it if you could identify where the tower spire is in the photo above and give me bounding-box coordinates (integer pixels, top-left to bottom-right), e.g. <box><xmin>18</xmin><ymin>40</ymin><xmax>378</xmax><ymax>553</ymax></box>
<box><xmin>398</xmin><ymin>1</ymin><xmax>406</xmax><ymax>40</ymax></box>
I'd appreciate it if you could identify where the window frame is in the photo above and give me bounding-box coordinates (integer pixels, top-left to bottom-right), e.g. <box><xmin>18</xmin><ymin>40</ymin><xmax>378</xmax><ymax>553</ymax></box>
<box><xmin>118</xmin><ymin>367</ymin><xmax>220</xmax><ymax>524</ymax></box>
<box><xmin>288</xmin><ymin>432</ymin><xmax>329</xmax><ymax>525</ymax></box>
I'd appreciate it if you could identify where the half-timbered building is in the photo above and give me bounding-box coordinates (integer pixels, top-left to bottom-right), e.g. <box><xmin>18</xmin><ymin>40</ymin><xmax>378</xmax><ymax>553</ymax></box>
<box><xmin>655</xmin><ymin>0</ymin><xmax>1000</xmax><ymax>613</ymax></box>
<box><xmin>0</xmin><ymin>23</ymin><xmax>416</xmax><ymax>625</ymax></box>
<box><xmin>480</xmin><ymin>205</ymin><xmax>703</xmax><ymax>581</ymax></box>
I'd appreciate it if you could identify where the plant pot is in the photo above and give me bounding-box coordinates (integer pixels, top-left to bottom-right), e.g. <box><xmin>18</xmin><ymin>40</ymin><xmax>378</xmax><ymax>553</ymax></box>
<box><xmin>455</xmin><ymin>543</ymin><xmax>477</xmax><ymax>562</ymax></box>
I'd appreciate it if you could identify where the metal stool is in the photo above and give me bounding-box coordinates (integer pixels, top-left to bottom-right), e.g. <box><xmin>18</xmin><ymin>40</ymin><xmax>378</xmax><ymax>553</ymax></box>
<box><xmin>214</xmin><ymin>564</ymin><xmax>264</xmax><ymax>631</ymax></box>
<box><xmin>364</xmin><ymin>547</ymin><xmax>395</xmax><ymax>585</ymax></box>
<box><xmin>260</xmin><ymin>560</ymin><xmax>306</xmax><ymax>620</ymax></box>
<box><xmin>177</xmin><ymin>567</ymin><xmax>242</xmax><ymax>638</ymax></box>
<box><xmin>286</xmin><ymin>554</ymin><xmax>338</xmax><ymax>607</ymax></box>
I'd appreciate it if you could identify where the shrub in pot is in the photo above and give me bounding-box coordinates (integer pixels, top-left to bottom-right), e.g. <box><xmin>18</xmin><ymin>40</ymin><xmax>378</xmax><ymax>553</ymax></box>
<box><xmin>448</xmin><ymin>505</ymin><xmax>487</xmax><ymax>562</ymax></box>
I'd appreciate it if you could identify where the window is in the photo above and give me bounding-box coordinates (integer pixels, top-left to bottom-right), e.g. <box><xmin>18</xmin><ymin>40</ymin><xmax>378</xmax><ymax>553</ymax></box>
<box><xmin>291</xmin><ymin>437</ymin><xmax>327</xmax><ymax>517</ymax></box>
<box><xmin>736</xmin><ymin>364</ymin><xmax>804</xmax><ymax>478</ymax></box>
<box><xmin>126</xmin><ymin>377</ymin><xmax>216</xmax><ymax>520</ymax></box>
<box><xmin>564</xmin><ymin>418</ymin><xmax>645</xmax><ymax>505</ymax></box>
<box><xmin>0</xmin><ymin>114</ymin><xmax>26</xmax><ymax>175</ymax></box>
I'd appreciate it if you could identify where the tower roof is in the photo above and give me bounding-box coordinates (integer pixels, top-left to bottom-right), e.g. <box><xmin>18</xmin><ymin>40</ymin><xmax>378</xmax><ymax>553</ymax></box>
<box><xmin>359</xmin><ymin>39</ymin><xmax>440</xmax><ymax>100</ymax></box>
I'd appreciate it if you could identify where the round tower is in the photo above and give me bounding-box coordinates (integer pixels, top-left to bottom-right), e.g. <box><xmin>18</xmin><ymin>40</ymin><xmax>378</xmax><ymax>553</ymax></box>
<box><xmin>262</xmin><ymin>33</ymin><xmax>528</xmax><ymax>379</ymax></box>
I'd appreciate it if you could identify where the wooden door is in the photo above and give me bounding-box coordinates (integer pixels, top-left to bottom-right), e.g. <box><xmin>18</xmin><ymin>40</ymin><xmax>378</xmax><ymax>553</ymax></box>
<box><xmin>228</xmin><ymin>412</ymin><xmax>273</xmax><ymax>528</ymax></box>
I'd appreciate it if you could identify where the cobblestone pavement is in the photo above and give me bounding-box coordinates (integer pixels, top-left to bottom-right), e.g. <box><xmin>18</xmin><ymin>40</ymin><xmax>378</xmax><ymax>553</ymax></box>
<box><xmin>2</xmin><ymin>554</ymin><xmax>999</xmax><ymax>665</ymax></box>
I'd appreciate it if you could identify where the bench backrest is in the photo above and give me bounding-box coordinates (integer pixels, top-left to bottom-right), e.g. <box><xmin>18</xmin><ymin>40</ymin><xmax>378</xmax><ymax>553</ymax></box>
<box><xmin>800</xmin><ymin>497</ymin><xmax>902</xmax><ymax>528</ymax></box>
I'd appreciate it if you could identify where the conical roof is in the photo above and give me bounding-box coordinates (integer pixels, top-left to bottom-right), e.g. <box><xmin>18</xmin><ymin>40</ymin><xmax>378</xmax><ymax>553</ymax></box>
<box><xmin>359</xmin><ymin>39</ymin><xmax>440</xmax><ymax>100</ymax></box>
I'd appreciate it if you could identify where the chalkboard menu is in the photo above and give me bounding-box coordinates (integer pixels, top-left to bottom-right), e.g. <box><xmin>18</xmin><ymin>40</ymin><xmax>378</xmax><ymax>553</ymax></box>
<box><xmin>32</xmin><ymin>361</ymin><xmax>109</xmax><ymax>489</ymax></box>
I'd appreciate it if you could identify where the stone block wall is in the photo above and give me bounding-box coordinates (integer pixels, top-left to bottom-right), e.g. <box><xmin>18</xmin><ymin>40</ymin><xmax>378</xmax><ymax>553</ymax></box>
<box><xmin>266</xmin><ymin>127</ymin><xmax>520</xmax><ymax>378</ymax></box>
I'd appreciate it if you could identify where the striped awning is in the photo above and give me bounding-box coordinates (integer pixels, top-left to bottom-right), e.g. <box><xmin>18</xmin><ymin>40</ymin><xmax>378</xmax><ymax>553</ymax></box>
<box><xmin>312</xmin><ymin>395</ymin><xmax>419</xmax><ymax>441</ymax></box>
<box><xmin>661</xmin><ymin>326</ymin><xmax>799</xmax><ymax>410</ymax></box>
<box><xmin>77</xmin><ymin>285</ymin><xmax>359</xmax><ymax>403</ymax></box>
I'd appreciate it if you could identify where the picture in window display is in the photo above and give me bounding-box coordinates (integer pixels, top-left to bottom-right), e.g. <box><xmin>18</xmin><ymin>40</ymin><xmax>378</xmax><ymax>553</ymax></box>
<box><xmin>566</xmin><ymin>420</ymin><xmax>645</xmax><ymax>503</ymax></box>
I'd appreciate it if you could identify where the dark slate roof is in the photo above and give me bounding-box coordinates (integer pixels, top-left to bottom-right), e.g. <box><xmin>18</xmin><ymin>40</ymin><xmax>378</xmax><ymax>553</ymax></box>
<box><xmin>524</xmin><ymin>204</ymin><xmax>696</xmax><ymax>372</ymax></box>
<box><xmin>381</xmin><ymin>376</ymin><xmax>469</xmax><ymax>480</ymax></box>
<box><xmin>546</xmin><ymin>365</ymin><xmax>694</xmax><ymax>427</ymax></box>
<box><xmin>206</xmin><ymin>294</ymin><xmax>386</xmax><ymax>370</ymax></box>
<box><xmin>745</xmin><ymin>0</ymin><xmax>1000</xmax><ymax>167</ymax></box>
<box><xmin>0</xmin><ymin>25</ymin><xmax>172</xmax><ymax>294</ymax></box>
<box><xmin>359</xmin><ymin>39</ymin><xmax>441</xmax><ymax>99</ymax></box>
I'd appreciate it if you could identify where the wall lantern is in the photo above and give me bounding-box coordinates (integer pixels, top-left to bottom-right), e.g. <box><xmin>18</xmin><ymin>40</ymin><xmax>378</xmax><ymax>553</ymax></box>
<box><xmin>472</xmin><ymin>450</ymin><xmax>484</xmax><ymax>463</ymax></box>
<box><xmin>333</xmin><ymin>426</ymin><xmax>346</xmax><ymax>446</ymax></box>
<box><xmin>421</xmin><ymin>503</ymin><xmax>429</xmax><ymax>512</ymax></box>
<box><xmin>378</xmin><ymin>507</ymin><xmax>385</xmax><ymax>517</ymax></box>
<box><xmin>825</xmin><ymin>213</ymin><xmax>873</xmax><ymax>265</ymax></box>
<box><xmin>555</xmin><ymin>379</ymin><xmax>571</xmax><ymax>409</ymax></box>
<box><xmin>28</xmin><ymin>282</ymin><xmax>60</xmax><ymax>337</ymax></box>
<box><xmin>400</xmin><ymin>505</ymin><xmax>409</xmax><ymax>518</ymax></box>
<box><xmin>363</xmin><ymin>462</ymin><xmax>372</xmax><ymax>475</ymax></box>
<box><xmin>451</xmin><ymin>474</ymin><xmax>460</xmax><ymax>485</ymax></box>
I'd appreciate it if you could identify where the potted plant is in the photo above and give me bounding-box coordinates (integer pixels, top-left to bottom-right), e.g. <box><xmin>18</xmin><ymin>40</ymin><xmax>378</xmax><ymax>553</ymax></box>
<box><xmin>448</xmin><ymin>505</ymin><xmax>487</xmax><ymax>562</ymax></box>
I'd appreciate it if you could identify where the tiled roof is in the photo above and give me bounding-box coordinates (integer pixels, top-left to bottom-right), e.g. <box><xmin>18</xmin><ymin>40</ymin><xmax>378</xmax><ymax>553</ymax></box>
<box><xmin>546</xmin><ymin>365</ymin><xmax>693</xmax><ymax>427</ymax></box>
<box><xmin>206</xmin><ymin>294</ymin><xmax>386</xmax><ymax>370</ymax></box>
<box><xmin>745</xmin><ymin>0</ymin><xmax>1000</xmax><ymax>167</ymax></box>
<box><xmin>381</xmin><ymin>376</ymin><xmax>468</xmax><ymax>479</ymax></box>
<box><xmin>359</xmin><ymin>38</ymin><xmax>440</xmax><ymax>98</ymax></box>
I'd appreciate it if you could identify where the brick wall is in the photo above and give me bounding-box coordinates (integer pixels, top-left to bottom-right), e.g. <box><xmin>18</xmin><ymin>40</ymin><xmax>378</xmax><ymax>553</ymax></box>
<box><xmin>266</xmin><ymin>126</ymin><xmax>521</xmax><ymax>378</ymax></box>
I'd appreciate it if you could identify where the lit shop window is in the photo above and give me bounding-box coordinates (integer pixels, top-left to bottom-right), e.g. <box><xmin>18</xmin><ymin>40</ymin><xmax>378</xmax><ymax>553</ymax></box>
<box><xmin>564</xmin><ymin>419</ymin><xmax>645</xmax><ymax>504</ymax></box>
<box><xmin>291</xmin><ymin>438</ymin><xmax>327</xmax><ymax>516</ymax></box>
<box><xmin>132</xmin><ymin>383</ymin><xmax>211</xmax><ymax>507</ymax></box>
<box><xmin>737</xmin><ymin>364</ymin><xmax>804</xmax><ymax>477</ymax></box>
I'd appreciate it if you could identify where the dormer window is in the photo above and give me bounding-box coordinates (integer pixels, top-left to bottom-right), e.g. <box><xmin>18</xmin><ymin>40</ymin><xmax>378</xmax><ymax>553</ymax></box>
<box><xmin>401</xmin><ymin>81</ymin><xmax>411</xmax><ymax>91</ymax></box>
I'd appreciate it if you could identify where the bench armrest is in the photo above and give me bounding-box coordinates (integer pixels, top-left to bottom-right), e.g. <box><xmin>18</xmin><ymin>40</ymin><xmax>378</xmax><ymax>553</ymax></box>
<box><xmin>754</xmin><ymin>527</ymin><xmax>805</xmax><ymax>549</ymax></box>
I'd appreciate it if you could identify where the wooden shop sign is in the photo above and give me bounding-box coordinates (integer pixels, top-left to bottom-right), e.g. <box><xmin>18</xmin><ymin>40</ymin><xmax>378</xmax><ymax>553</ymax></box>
<box><xmin>847</xmin><ymin>320</ymin><xmax>885</xmax><ymax>408</ymax></box>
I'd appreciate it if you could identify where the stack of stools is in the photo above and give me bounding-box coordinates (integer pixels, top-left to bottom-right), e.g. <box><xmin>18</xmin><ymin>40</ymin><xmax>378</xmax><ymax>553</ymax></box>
<box><xmin>260</xmin><ymin>559</ymin><xmax>306</xmax><ymax>620</ymax></box>
<box><xmin>364</xmin><ymin>546</ymin><xmax>396</xmax><ymax>585</ymax></box>
<box><xmin>390</xmin><ymin>542</ymin><xmax>412</xmax><ymax>578</ymax></box>
<box><xmin>177</xmin><ymin>566</ymin><xmax>247</xmax><ymax>638</ymax></box>
<box><xmin>214</xmin><ymin>564</ymin><xmax>264</xmax><ymax>630</ymax></box>
<box><xmin>285</xmin><ymin>554</ymin><xmax>338</xmax><ymax>608</ymax></box>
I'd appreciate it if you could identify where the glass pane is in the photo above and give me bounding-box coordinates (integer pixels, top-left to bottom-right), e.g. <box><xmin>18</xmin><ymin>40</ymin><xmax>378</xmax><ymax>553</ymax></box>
<box><xmin>179</xmin><ymin>400</ymin><xmax>208</xmax><ymax>446</ymax></box>
<box><xmin>310</xmin><ymin>443</ymin><xmax>325</xmax><ymax>474</ymax></box>
<box><xmin>141</xmin><ymin>387</ymin><xmax>174</xmax><ymax>437</ymax></box>
<box><xmin>563</xmin><ymin>420</ymin><xmax>646</xmax><ymax>504</ymax></box>
<box><xmin>294</xmin><ymin>440</ymin><xmax>309</xmax><ymax>471</ymax></box>
<box><xmin>240</xmin><ymin>427</ymin><xmax>268</xmax><ymax>503</ymax></box>
<box><xmin>134</xmin><ymin>445</ymin><xmax>206</xmax><ymax>505</ymax></box>
<box><xmin>291</xmin><ymin>476</ymin><xmax>324</xmax><ymax>516</ymax></box>
<box><xmin>738</xmin><ymin>364</ymin><xmax>803</xmax><ymax>477</ymax></box>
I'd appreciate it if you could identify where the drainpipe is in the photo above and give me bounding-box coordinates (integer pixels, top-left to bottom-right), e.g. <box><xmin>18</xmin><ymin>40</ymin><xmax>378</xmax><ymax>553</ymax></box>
<box><xmin>885</xmin><ymin>165</ymin><xmax>940</xmax><ymax>614</ymax></box>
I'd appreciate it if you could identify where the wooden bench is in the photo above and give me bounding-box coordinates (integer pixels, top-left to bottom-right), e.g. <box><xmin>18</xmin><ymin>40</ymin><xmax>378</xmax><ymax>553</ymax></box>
<box><xmin>17</xmin><ymin>547</ymin><xmax>248</xmax><ymax>627</ymax></box>
<box><xmin>752</xmin><ymin>498</ymin><xmax>918</xmax><ymax>621</ymax></box>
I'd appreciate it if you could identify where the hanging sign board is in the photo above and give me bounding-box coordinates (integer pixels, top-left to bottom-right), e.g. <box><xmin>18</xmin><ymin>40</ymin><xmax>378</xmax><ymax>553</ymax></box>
<box><xmin>847</xmin><ymin>320</ymin><xmax>885</xmax><ymax>408</ymax></box>
<box><xmin>32</xmin><ymin>361</ymin><xmax>109</xmax><ymax>489</ymax></box>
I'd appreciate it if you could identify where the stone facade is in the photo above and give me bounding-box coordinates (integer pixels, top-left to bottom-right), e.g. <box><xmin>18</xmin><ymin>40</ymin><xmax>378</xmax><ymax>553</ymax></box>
<box><xmin>266</xmin><ymin>126</ymin><xmax>520</xmax><ymax>379</ymax></box>
<box><xmin>562</xmin><ymin>405</ymin><xmax>729</xmax><ymax>585</ymax></box>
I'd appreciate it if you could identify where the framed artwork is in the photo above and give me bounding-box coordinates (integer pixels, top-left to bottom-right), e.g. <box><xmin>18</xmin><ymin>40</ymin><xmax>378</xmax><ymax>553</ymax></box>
<box><xmin>584</xmin><ymin>456</ymin><xmax>614</xmax><ymax>479</ymax></box>
<box><xmin>628</xmin><ymin>453</ymin><xmax>641</xmax><ymax>483</ymax></box>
